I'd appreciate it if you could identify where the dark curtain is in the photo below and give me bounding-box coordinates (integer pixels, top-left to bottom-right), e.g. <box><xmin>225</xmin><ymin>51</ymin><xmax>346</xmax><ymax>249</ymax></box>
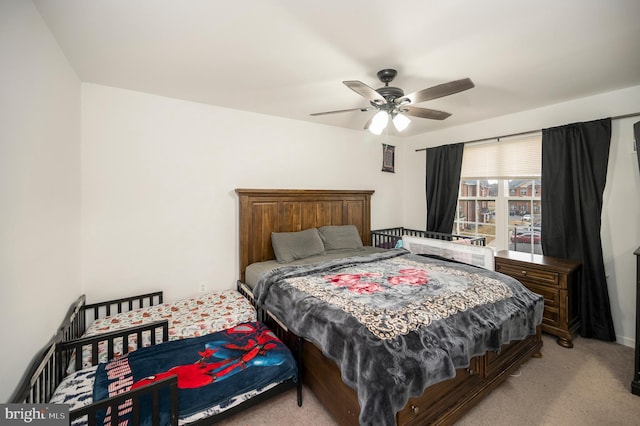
<box><xmin>541</xmin><ymin>118</ymin><xmax>615</xmax><ymax>341</ymax></box>
<box><xmin>426</xmin><ymin>143</ymin><xmax>464</xmax><ymax>233</ymax></box>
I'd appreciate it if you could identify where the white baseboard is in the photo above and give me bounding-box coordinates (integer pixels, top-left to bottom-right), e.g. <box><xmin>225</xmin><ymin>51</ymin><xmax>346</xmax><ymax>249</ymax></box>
<box><xmin>616</xmin><ymin>335</ymin><xmax>635</xmax><ymax>348</ymax></box>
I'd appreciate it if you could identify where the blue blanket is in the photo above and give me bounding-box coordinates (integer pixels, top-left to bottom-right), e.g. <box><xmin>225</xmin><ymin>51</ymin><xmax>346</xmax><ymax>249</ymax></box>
<box><xmin>93</xmin><ymin>322</ymin><xmax>297</xmax><ymax>425</ymax></box>
<box><xmin>254</xmin><ymin>249</ymin><xmax>543</xmax><ymax>425</ymax></box>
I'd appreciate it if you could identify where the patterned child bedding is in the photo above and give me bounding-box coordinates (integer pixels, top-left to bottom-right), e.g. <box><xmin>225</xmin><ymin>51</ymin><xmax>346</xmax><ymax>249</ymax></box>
<box><xmin>70</xmin><ymin>290</ymin><xmax>256</xmax><ymax>371</ymax></box>
<box><xmin>51</xmin><ymin>322</ymin><xmax>297</xmax><ymax>425</ymax></box>
<box><xmin>253</xmin><ymin>249</ymin><xmax>544</xmax><ymax>425</ymax></box>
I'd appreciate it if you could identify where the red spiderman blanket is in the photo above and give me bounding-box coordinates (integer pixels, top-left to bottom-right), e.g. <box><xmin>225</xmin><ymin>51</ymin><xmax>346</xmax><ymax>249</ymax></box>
<box><xmin>93</xmin><ymin>322</ymin><xmax>297</xmax><ymax>425</ymax></box>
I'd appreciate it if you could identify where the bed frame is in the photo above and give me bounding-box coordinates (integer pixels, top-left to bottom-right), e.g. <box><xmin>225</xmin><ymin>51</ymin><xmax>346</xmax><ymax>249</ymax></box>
<box><xmin>11</xmin><ymin>318</ymin><xmax>177</xmax><ymax>424</ymax></box>
<box><xmin>236</xmin><ymin>188</ymin><xmax>543</xmax><ymax>425</ymax></box>
<box><xmin>371</xmin><ymin>227</ymin><xmax>486</xmax><ymax>248</ymax></box>
<box><xmin>58</xmin><ymin>291</ymin><xmax>163</xmax><ymax>343</ymax></box>
<box><xmin>11</xmin><ymin>291</ymin><xmax>300</xmax><ymax>425</ymax></box>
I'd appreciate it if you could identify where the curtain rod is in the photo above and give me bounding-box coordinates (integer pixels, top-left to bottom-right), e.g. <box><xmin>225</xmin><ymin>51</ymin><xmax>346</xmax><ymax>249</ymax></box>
<box><xmin>414</xmin><ymin>111</ymin><xmax>640</xmax><ymax>152</ymax></box>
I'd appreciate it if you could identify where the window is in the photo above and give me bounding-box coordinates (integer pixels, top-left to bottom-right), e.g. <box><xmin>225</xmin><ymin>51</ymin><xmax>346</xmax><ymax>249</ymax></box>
<box><xmin>456</xmin><ymin>180</ymin><xmax>496</xmax><ymax>241</ymax></box>
<box><xmin>453</xmin><ymin>135</ymin><xmax>542</xmax><ymax>255</ymax></box>
<box><xmin>506</xmin><ymin>179</ymin><xmax>542</xmax><ymax>254</ymax></box>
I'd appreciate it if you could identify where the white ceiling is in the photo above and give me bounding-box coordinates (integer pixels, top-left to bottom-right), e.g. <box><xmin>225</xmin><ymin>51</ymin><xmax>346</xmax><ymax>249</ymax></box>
<box><xmin>33</xmin><ymin>0</ymin><xmax>640</xmax><ymax>137</ymax></box>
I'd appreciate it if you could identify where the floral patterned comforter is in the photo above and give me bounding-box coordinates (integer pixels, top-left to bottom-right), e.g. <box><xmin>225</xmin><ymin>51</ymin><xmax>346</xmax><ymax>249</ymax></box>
<box><xmin>254</xmin><ymin>249</ymin><xmax>543</xmax><ymax>426</ymax></box>
<box><xmin>69</xmin><ymin>290</ymin><xmax>256</xmax><ymax>371</ymax></box>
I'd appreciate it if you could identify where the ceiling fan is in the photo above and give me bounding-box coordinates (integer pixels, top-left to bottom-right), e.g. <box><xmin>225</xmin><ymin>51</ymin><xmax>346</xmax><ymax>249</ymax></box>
<box><xmin>310</xmin><ymin>69</ymin><xmax>474</xmax><ymax>134</ymax></box>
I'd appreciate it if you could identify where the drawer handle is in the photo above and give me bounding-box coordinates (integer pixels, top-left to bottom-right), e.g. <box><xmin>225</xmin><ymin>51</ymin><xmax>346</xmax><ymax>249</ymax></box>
<box><xmin>521</xmin><ymin>270</ymin><xmax>527</xmax><ymax>276</ymax></box>
<box><xmin>411</xmin><ymin>405</ymin><xmax>420</xmax><ymax>415</ymax></box>
<box><xmin>466</xmin><ymin>367</ymin><xmax>477</xmax><ymax>375</ymax></box>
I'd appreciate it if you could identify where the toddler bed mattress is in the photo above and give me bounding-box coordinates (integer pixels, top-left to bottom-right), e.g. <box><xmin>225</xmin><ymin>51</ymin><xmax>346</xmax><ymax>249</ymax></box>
<box><xmin>52</xmin><ymin>322</ymin><xmax>297</xmax><ymax>425</ymax></box>
<box><xmin>71</xmin><ymin>290</ymin><xmax>256</xmax><ymax>371</ymax></box>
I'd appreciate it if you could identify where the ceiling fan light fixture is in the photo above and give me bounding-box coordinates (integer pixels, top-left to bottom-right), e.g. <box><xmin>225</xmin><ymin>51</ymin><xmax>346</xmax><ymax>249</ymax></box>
<box><xmin>310</xmin><ymin>70</ymin><xmax>474</xmax><ymax>133</ymax></box>
<box><xmin>369</xmin><ymin>110</ymin><xmax>389</xmax><ymax>135</ymax></box>
<box><xmin>392</xmin><ymin>113</ymin><xmax>411</xmax><ymax>132</ymax></box>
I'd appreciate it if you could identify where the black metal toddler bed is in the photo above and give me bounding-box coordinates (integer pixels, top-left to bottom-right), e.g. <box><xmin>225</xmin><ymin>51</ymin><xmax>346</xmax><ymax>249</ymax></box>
<box><xmin>58</xmin><ymin>292</ymin><xmax>164</xmax><ymax>343</ymax></box>
<box><xmin>11</xmin><ymin>320</ymin><xmax>175</xmax><ymax>423</ymax></box>
<box><xmin>61</xmin><ymin>290</ymin><xmax>259</xmax><ymax>372</ymax></box>
<box><xmin>371</xmin><ymin>226</ymin><xmax>486</xmax><ymax>249</ymax></box>
<box><xmin>11</xmin><ymin>292</ymin><xmax>300</xmax><ymax>426</ymax></box>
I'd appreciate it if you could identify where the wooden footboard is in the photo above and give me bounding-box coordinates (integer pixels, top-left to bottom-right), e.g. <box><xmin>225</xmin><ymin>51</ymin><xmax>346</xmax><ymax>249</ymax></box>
<box><xmin>399</xmin><ymin>327</ymin><xmax>542</xmax><ymax>425</ymax></box>
<box><xmin>302</xmin><ymin>326</ymin><xmax>542</xmax><ymax>426</ymax></box>
<box><xmin>245</xmin><ymin>304</ymin><xmax>542</xmax><ymax>426</ymax></box>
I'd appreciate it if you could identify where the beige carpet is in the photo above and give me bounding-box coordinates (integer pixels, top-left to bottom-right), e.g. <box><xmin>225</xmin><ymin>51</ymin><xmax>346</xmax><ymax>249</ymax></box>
<box><xmin>216</xmin><ymin>334</ymin><xmax>640</xmax><ymax>425</ymax></box>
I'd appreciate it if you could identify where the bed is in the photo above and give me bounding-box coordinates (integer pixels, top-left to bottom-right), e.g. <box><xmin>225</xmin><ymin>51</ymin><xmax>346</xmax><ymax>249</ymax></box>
<box><xmin>63</xmin><ymin>290</ymin><xmax>258</xmax><ymax>371</ymax></box>
<box><xmin>235</xmin><ymin>188</ymin><xmax>544</xmax><ymax>426</ymax></box>
<box><xmin>370</xmin><ymin>226</ymin><xmax>487</xmax><ymax>249</ymax></box>
<box><xmin>11</xmin><ymin>290</ymin><xmax>300</xmax><ymax>425</ymax></box>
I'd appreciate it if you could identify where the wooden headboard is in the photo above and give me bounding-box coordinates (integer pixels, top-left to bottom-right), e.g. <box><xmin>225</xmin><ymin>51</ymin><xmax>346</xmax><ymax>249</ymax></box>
<box><xmin>236</xmin><ymin>189</ymin><xmax>374</xmax><ymax>282</ymax></box>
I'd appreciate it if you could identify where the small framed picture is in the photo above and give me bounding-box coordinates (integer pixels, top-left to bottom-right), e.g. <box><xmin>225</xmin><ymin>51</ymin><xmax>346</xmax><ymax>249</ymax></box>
<box><xmin>382</xmin><ymin>144</ymin><xmax>395</xmax><ymax>173</ymax></box>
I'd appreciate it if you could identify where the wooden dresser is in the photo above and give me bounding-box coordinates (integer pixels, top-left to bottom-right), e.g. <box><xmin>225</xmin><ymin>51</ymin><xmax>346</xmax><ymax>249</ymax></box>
<box><xmin>495</xmin><ymin>250</ymin><xmax>581</xmax><ymax>348</ymax></box>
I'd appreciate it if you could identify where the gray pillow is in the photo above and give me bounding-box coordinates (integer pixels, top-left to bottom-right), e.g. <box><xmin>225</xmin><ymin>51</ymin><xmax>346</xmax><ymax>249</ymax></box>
<box><xmin>271</xmin><ymin>228</ymin><xmax>325</xmax><ymax>263</ymax></box>
<box><xmin>318</xmin><ymin>225</ymin><xmax>364</xmax><ymax>251</ymax></box>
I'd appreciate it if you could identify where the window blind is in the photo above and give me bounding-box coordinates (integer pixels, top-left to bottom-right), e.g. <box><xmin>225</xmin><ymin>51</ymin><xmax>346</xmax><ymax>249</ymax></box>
<box><xmin>461</xmin><ymin>134</ymin><xmax>541</xmax><ymax>179</ymax></box>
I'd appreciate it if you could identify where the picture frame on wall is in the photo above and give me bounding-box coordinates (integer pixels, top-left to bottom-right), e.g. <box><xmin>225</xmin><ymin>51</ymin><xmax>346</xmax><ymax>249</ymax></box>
<box><xmin>382</xmin><ymin>143</ymin><xmax>395</xmax><ymax>173</ymax></box>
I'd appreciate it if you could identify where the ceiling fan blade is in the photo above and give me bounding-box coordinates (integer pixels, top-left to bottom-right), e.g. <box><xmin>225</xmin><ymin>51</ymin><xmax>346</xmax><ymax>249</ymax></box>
<box><xmin>403</xmin><ymin>106</ymin><xmax>451</xmax><ymax>120</ymax></box>
<box><xmin>310</xmin><ymin>107</ymin><xmax>373</xmax><ymax>116</ymax></box>
<box><xmin>343</xmin><ymin>80</ymin><xmax>387</xmax><ymax>104</ymax></box>
<box><xmin>397</xmin><ymin>78</ymin><xmax>474</xmax><ymax>105</ymax></box>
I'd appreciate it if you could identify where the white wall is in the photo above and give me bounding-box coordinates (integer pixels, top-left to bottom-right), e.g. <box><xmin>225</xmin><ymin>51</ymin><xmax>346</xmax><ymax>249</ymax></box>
<box><xmin>0</xmin><ymin>1</ymin><xmax>81</xmax><ymax>401</ymax></box>
<box><xmin>81</xmin><ymin>84</ymin><xmax>404</xmax><ymax>304</ymax></box>
<box><xmin>402</xmin><ymin>85</ymin><xmax>640</xmax><ymax>346</ymax></box>
<box><xmin>3</xmin><ymin>1</ymin><xmax>637</xmax><ymax>405</ymax></box>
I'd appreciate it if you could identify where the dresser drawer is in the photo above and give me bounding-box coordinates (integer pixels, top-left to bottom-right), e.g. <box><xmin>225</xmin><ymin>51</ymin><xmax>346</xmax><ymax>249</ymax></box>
<box><xmin>495</xmin><ymin>262</ymin><xmax>560</xmax><ymax>288</ymax></box>
<box><xmin>524</xmin><ymin>282</ymin><xmax>559</xmax><ymax>306</ymax></box>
